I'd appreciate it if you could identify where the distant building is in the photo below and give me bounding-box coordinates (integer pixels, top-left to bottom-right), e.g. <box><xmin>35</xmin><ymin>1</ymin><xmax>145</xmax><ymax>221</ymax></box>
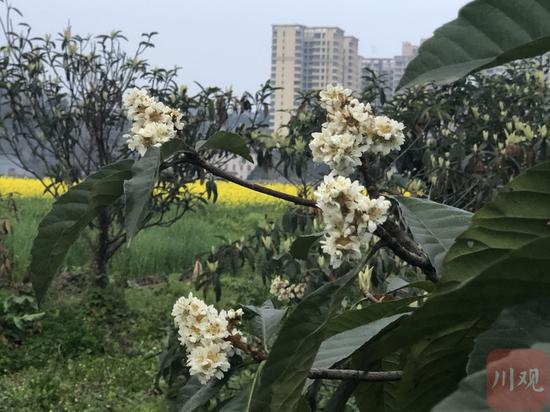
<box><xmin>222</xmin><ymin>155</ymin><xmax>256</xmax><ymax>180</ymax></box>
<box><xmin>361</xmin><ymin>41</ymin><xmax>420</xmax><ymax>99</ymax></box>
<box><xmin>360</xmin><ymin>57</ymin><xmax>395</xmax><ymax>91</ymax></box>
<box><xmin>269</xmin><ymin>25</ymin><xmax>362</xmax><ymax>131</ymax></box>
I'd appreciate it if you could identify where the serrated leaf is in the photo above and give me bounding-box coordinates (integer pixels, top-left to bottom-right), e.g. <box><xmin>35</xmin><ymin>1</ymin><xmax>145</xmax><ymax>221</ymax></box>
<box><xmin>199</xmin><ymin>131</ymin><xmax>253</xmax><ymax>163</ymax></box>
<box><xmin>30</xmin><ymin>160</ymin><xmax>134</xmax><ymax>303</ymax></box>
<box><xmin>351</xmin><ymin>161</ymin><xmax>550</xmax><ymax>411</ymax></box>
<box><xmin>248</xmin><ymin>263</ymin><xmax>364</xmax><ymax>412</ymax></box>
<box><xmin>397</xmin><ymin>196</ymin><xmax>472</xmax><ymax>275</ymax></box>
<box><xmin>290</xmin><ymin>233</ymin><xmax>322</xmax><ymax>260</ymax></box>
<box><xmin>399</xmin><ymin>0</ymin><xmax>550</xmax><ymax>89</ymax></box>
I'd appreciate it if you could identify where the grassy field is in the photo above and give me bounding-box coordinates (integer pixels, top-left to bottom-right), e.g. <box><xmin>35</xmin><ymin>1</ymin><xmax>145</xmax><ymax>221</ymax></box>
<box><xmin>0</xmin><ymin>197</ymin><xmax>283</xmax><ymax>411</ymax></box>
<box><xmin>4</xmin><ymin>197</ymin><xmax>283</xmax><ymax>280</ymax></box>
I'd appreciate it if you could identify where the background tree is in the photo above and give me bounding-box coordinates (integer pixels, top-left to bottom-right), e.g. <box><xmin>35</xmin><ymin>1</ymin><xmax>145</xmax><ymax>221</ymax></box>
<box><xmin>0</xmin><ymin>4</ymin><xmax>273</xmax><ymax>286</ymax></box>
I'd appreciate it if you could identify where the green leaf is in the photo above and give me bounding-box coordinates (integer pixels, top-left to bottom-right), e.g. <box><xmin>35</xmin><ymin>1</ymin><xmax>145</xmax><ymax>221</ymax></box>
<box><xmin>325</xmin><ymin>296</ymin><xmax>420</xmax><ymax>338</ymax></box>
<box><xmin>392</xmin><ymin>319</ymin><xmax>489</xmax><ymax>412</ymax></box>
<box><xmin>355</xmin><ymin>353</ymin><xmax>402</xmax><ymax>412</ymax></box>
<box><xmin>199</xmin><ymin>131</ymin><xmax>253</xmax><ymax>163</ymax></box>
<box><xmin>386</xmin><ymin>280</ymin><xmax>435</xmax><ymax>295</ymax></box>
<box><xmin>179</xmin><ymin>369</ymin><xmax>235</xmax><ymax>412</ymax></box>
<box><xmin>399</xmin><ymin>0</ymin><xmax>550</xmax><ymax>89</ymax></box>
<box><xmin>220</xmin><ymin>362</ymin><xmax>265</xmax><ymax>412</ymax></box>
<box><xmin>431</xmin><ymin>368</ymin><xmax>491</xmax><ymax>411</ymax></box>
<box><xmin>124</xmin><ymin>139</ymin><xmax>188</xmax><ymax>242</ymax></box>
<box><xmin>243</xmin><ymin>301</ymin><xmax>286</xmax><ymax>352</ymax></box>
<box><xmin>248</xmin><ymin>263</ymin><xmax>364</xmax><ymax>412</ymax></box>
<box><xmin>305</xmin><ymin>310</ymin><xmax>410</xmax><ymax>400</ymax></box>
<box><xmin>434</xmin><ymin>342</ymin><xmax>550</xmax><ymax>411</ymax></box>
<box><xmin>289</xmin><ymin>234</ymin><xmax>322</xmax><ymax>260</ymax></box>
<box><xmin>219</xmin><ymin>385</ymin><xmax>252</xmax><ymax>412</ymax></box>
<box><xmin>30</xmin><ymin>160</ymin><xmax>134</xmax><ymax>303</ymax></box>
<box><xmin>351</xmin><ymin>161</ymin><xmax>550</xmax><ymax>410</ymax></box>
<box><xmin>397</xmin><ymin>196</ymin><xmax>472</xmax><ymax>275</ymax></box>
<box><xmin>124</xmin><ymin>147</ymin><xmax>161</xmax><ymax>242</ymax></box>
<box><xmin>312</xmin><ymin>313</ymin><xmax>407</xmax><ymax>371</ymax></box>
<box><xmin>430</xmin><ymin>302</ymin><xmax>550</xmax><ymax>410</ymax></box>
<box><xmin>467</xmin><ymin>298</ymin><xmax>550</xmax><ymax>375</ymax></box>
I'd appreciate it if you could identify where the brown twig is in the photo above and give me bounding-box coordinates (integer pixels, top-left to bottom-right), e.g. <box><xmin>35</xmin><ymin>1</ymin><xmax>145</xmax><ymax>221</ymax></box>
<box><xmin>181</xmin><ymin>154</ymin><xmax>317</xmax><ymax>208</ymax></box>
<box><xmin>227</xmin><ymin>334</ymin><xmax>266</xmax><ymax>363</ymax></box>
<box><xmin>308</xmin><ymin>368</ymin><xmax>402</xmax><ymax>382</ymax></box>
<box><xmin>228</xmin><ymin>333</ymin><xmax>402</xmax><ymax>382</ymax></box>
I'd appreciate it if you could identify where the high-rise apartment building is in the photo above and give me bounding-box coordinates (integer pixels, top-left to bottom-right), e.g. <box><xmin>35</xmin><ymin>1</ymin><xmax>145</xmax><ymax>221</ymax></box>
<box><xmin>270</xmin><ymin>25</ymin><xmax>361</xmax><ymax>131</ymax></box>
<box><xmin>361</xmin><ymin>42</ymin><xmax>420</xmax><ymax>99</ymax></box>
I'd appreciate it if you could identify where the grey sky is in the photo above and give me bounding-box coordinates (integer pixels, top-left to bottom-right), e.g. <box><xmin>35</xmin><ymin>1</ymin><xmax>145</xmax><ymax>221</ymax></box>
<box><xmin>15</xmin><ymin>0</ymin><xmax>470</xmax><ymax>94</ymax></box>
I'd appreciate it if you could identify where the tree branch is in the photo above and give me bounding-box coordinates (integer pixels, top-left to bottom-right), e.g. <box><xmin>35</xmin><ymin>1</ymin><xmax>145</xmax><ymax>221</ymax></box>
<box><xmin>181</xmin><ymin>154</ymin><xmax>317</xmax><ymax>208</ymax></box>
<box><xmin>229</xmin><ymin>334</ymin><xmax>402</xmax><ymax>382</ymax></box>
<box><xmin>308</xmin><ymin>368</ymin><xmax>402</xmax><ymax>382</ymax></box>
<box><xmin>168</xmin><ymin>153</ymin><xmax>436</xmax><ymax>279</ymax></box>
<box><xmin>375</xmin><ymin>222</ymin><xmax>437</xmax><ymax>282</ymax></box>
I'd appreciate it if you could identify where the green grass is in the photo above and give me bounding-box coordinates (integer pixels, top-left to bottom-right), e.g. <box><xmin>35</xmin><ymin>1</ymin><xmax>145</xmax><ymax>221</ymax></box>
<box><xmin>4</xmin><ymin>198</ymin><xmax>282</xmax><ymax>279</ymax></box>
<box><xmin>0</xmin><ymin>198</ymin><xmax>281</xmax><ymax>411</ymax></box>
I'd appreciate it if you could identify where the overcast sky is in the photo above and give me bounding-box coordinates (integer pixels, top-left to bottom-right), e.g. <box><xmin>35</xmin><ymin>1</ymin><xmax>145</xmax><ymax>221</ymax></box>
<box><xmin>13</xmin><ymin>0</ymin><xmax>470</xmax><ymax>94</ymax></box>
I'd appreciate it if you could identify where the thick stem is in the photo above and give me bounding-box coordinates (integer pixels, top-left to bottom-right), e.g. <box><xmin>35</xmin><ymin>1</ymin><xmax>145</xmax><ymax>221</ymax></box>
<box><xmin>184</xmin><ymin>155</ymin><xmax>317</xmax><ymax>208</ymax></box>
<box><xmin>375</xmin><ymin>222</ymin><xmax>437</xmax><ymax>282</ymax></box>
<box><xmin>308</xmin><ymin>368</ymin><xmax>402</xmax><ymax>382</ymax></box>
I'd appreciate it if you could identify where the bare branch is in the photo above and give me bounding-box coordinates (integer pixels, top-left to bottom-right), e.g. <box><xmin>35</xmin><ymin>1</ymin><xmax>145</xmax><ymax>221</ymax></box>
<box><xmin>308</xmin><ymin>368</ymin><xmax>402</xmax><ymax>382</ymax></box>
<box><xmin>181</xmin><ymin>154</ymin><xmax>317</xmax><ymax>208</ymax></box>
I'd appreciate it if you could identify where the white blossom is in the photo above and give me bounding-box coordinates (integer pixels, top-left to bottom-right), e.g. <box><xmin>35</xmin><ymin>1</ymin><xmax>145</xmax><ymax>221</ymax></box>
<box><xmin>370</xmin><ymin>116</ymin><xmax>406</xmax><ymax>155</ymax></box>
<box><xmin>187</xmin><ymin>341</ymin><xmax>232</xmax><ymax>384</ymax></box>
<box><xmin>311</xmin><ymin>85</ymin><xmax>406</xmax><ymax>174</ymax></box>
<box><xmin>319</xmin><ymin>84</ymin><xmax>352</xmax><ymax>114</ymax></box>
<box><xmin>270</xmin><ymin>276</ymin><xmax>306</xmax><ymax>303</ymax></box>
<box><xmin>309</xmin><ymin>128</ymin><xmax>367</xmax><ymax>176</ymax></box>
<box><xmin>314</xmin><ymin>173</ymin><xmax>390</xmax><ymax>268</ymax></box>
<box><xmin>123</xmin><ymin>87</ymin><xmax>184</xmax><ymax>156</ymax></box>
<box><xmin>171</xmin><ymin>293</ymin><xmax>243</xmax><ymax>384</ymax></box>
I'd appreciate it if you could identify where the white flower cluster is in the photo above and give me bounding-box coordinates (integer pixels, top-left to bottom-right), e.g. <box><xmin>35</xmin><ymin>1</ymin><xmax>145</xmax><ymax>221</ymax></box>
<box><xmin>123</xmin><ymin>88</ymin><xmax>184</xmax><ymax>156</ymax></box>
<box><xmin>315</xmin><ymin>173</ymin><xmax>390</xmax><ymax>268</ymax></box>
<box><xmin>269</xmin><ymin>276</ymin><xmax>306</xmax><ymax>303</ymax></box>
<box><xmin>310</xmin><ymin>84</ymin><xmax>401</xmax><ymax>268</ymax></box>
<box><xmin>171</xmin><ymin>293</ymin><xmax>244</xmax><ymax>384</ymax></box>
<box><xmin>310</xmin><ymin>84</ymin><xmax>405</xmax><ymax>175</ymax></box>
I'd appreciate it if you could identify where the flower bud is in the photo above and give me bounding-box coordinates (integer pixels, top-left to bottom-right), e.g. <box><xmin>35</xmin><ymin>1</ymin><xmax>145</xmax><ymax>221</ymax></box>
<box><xmin>358</xmin><ymin>266</ymin><xmax>373</xmax><ymax>295</ymax></box>
<box><xmin>317</xmin><ymin>255</ymin><xmax>326</xmax><ymax>267</ymax></box>
<box><xmin>206</xmin><ymin>261</ymin><xmax>218</xmax><ymax>272</ymax></box>
<box><xmin>261</xmin><ymin>236</ymin><xmax>272</xmax><ymax>250</ymax></box>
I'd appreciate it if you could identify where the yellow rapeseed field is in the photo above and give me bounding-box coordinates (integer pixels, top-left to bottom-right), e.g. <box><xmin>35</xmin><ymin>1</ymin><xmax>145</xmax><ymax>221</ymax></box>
<box><xmin>0</xmin><ymin>176</ymin><xmax>298</xmax><ymax>204</ymax></box>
